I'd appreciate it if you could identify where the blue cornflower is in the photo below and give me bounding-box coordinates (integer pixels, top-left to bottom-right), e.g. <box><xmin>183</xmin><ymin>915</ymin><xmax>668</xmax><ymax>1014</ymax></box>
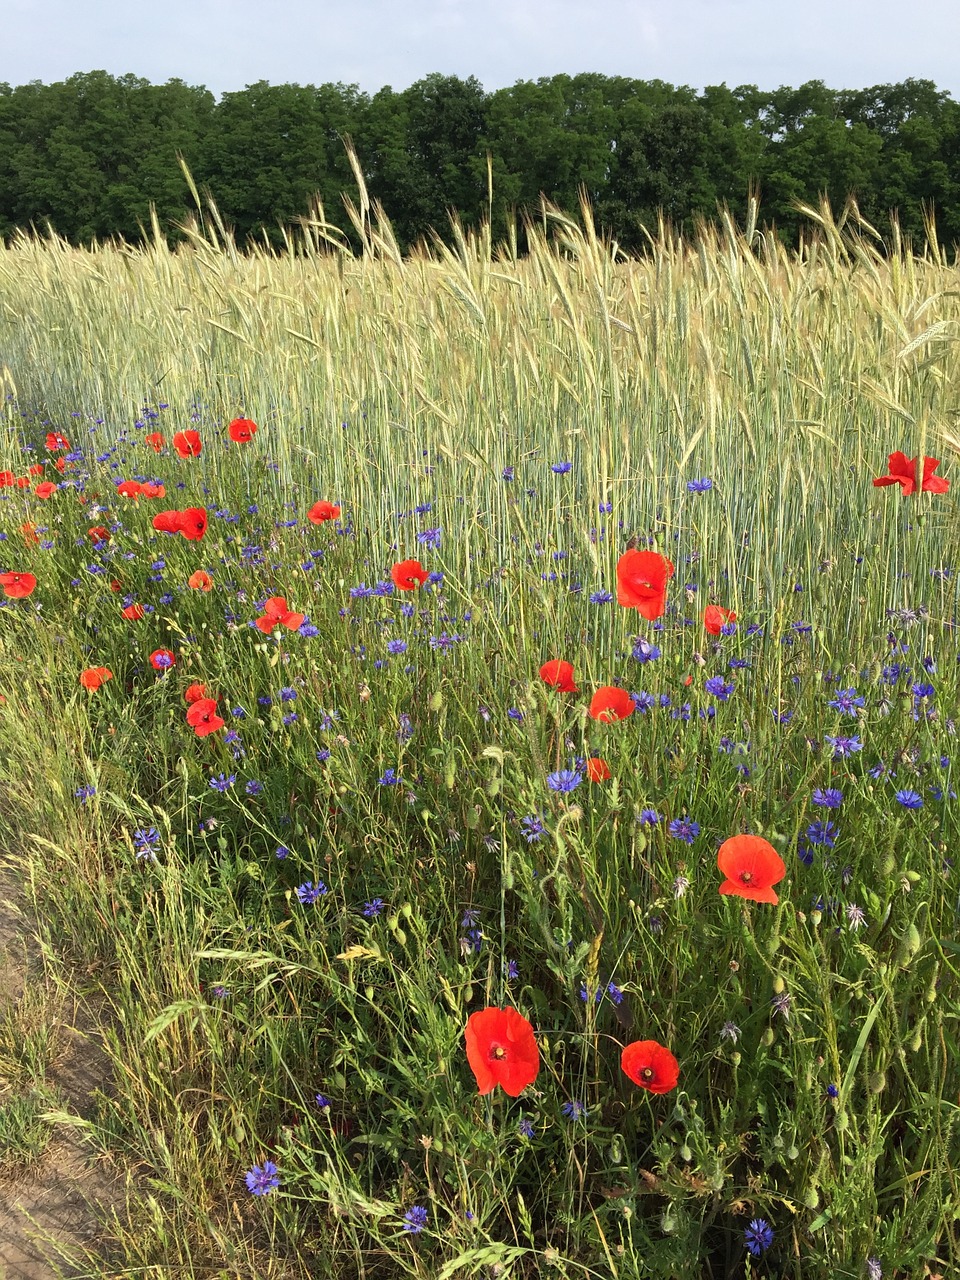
<box><xmin>416</xmin><ymin>527</ymin><xmax>441</xmax><ymax>549</ymax></box>
<box><xmin>606</xmin><ymin>981</ymin><xmax>624</xmax><ymax>1005</ymax></box>
<box><xmin>551</xmin><ymin>460</ymin><xmax>573</xmax><ymax>474</ymax></box>
<box><xmin>638</xmin><ymin>808</ymin><xmax>660</xmax><ymax>826</ymax></box>
<box><xmin>279</xmin><ymin>686</ymin><xmax>297</xmax><ymax>702</ymax></box>
<box><xmin>386</xmin><ymin>638</ymin><xmax>408</xmax><ymax>656</ymax></box>
<box><xmin>517</xmin><ymin>1118</ymin><xmax>535</xmax><ymax>1138</ymax></box>
<box><xmin>546</xmin><ymin>769</ymin><xmax>583</xmax><ymax>794</ymax></box>
<box><xmin>507</xmin><ymin>708</ymin><xmax>524</xmax><ymax>722</ymax></box>
<box><xmin>828</xmin><ymin>688</ymin><xmax>865</xmax><ymax>715</ymax></box>
<box><xmin>744</xmin><ymin>1218</ymin><xmax>774</xmax><ymax>1256</ymax></box>
<box><xmin>208</xmin><ymin>773</ymin><xmax>236</xmax><ymax>792</ymax></box>
<box><xmin>461</xmin><ymin>908</ymin><xmax>481</xmax><ymax>928</ymax></box>
<box><xmin>632</xmin><ymin>637</ymin><xmax>661</xmax><ymax>663</ymax></box>
<box><xmin>589</xmin><ymin>590</ymin><xmax>613</xmax><ymax>604</ymax></box>
<box><xmin>245</xmin><ymin>1161</ymin><xmax>280</xmax><ymax>1196</ymax></box>
<box><xmin>805</xmin><ymin>819</ymin><xmax>838</xmax><ymax>847</ymax></box>
<box><xmin>505</xmin><ymin>959</ymin><xmax>519</xmax><ymax>979</ymax></box>
<box><xmin>379</xmin><ymin>768</ymin><xmax>400</xmax><ymax>786</ymax></box>
<box><xmin>911</xmin><ymin>681</ymin><xmax>935</xmax><ymax>700</ymax></box>
<box><xmin>704</xmin><ymin>676</ymin><xmax>734</xmax><ymax>701</ymax></box>
<box><xmin>520</xmin><ymin>814</ymin><xmax>546</xmax><ymax>842</ymax></box>
<box><xmin>275</xmin><ymin>846</ymin><xmax>289</xmax><ymax>860</ymax></box>
<box><xmin>501</xmin><ymin>466</ymin><xmax>514</xmax><ymax>481</ymax></box>
<box><xmin>561</xmin><ymin>1100</ymin><xmax>587</xmax><ymax>1120</ymax></box>
<box><xmin>632</xmin><ymin>691</ymin><xmax>656</xmax><ymax>712</ymax></box>
<box><xmin>825</xmin><ymin>735</ymin><xmax>863</xmax><ymax>759</ymax></box>
<box><xmin>403</xmin><ymin>1205</ymin><xmax>428</xmax><ymax>1233</ymax></box>
<box><xmin>668</xmin><ymin>818</ymin><xmax>700</xmax><ymax>844</ymax></box>
<box><xmin>132</xmin><ymin>826</ymin><xmax>159</xmax><ymax>852</ymax></box>
<box><xmin>812</xmin><ymin>788</ymin><xmax>843</xmax><ymax>808</ymax></box>
<box><xmin>686</xmin><ymin>477</ymin><xmax>713</xmax><ymax>492</ymax></box>
<box><xmin>315</xmin><ymin>1093</ymin><xmax>331</xmax><ymax>1109</ymax></box>
<box><xmin>363</xmin><ymin>898</ymin><xmax>385</xmax><ymax>917</ymax></box>
<box><xmin>598</xmin><ymin>500</ymin><xmax>612</xmax><ymax>513</ymax></box>
<box><xmin>296</xmin><ymin>881</ymin><xmax>327</xmax><ymax>904</ymax></box>
<box><xmin>74</xmin><ymin>784</ymin><xmax>96</xmax><ymax>804</ymax></box>
<box><xmin>245</xmin><ymin>780</ymin><xmax>263</xmax><ymax>796</ymax></box>
<box><xmin>894</xmin><ymin>789</ymin><xmax>923</xmax><ymax>809</ymax></box>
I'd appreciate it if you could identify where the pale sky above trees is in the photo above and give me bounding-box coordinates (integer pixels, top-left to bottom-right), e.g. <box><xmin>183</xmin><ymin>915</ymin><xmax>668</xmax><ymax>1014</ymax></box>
<box><xmin>5</xmin><ymin>0</ymin><xmax>960</xmax><ymax>98</ymax></box>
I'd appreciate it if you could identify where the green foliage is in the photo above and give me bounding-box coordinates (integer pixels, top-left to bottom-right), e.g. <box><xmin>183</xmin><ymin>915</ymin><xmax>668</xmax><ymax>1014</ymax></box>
<box><xmin>1</xmin><ymin>71</ymin><xmax>959</xmax><ymax>250</ymax></box>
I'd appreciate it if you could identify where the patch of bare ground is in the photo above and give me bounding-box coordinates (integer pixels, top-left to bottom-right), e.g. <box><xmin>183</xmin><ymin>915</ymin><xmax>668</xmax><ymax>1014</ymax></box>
<box><xmin>0</xmin><ymin>877</ymin><xmax>124</xmax><ymax>1280</ymax></box>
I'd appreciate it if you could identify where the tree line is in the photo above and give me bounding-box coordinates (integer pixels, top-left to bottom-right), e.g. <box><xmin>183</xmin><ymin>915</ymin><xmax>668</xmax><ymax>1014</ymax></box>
<box><xmin>0</xmin><ymin>70</ymin><xmax>957</xmax><ymax>251</ymax></box>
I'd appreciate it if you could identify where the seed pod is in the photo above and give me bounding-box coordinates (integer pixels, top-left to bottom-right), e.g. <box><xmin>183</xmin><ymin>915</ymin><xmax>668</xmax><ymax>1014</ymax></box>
<box><xmin>897</xmin><ymin>923</ymin><xmax>922</xmax><ymax>966</ymax></box>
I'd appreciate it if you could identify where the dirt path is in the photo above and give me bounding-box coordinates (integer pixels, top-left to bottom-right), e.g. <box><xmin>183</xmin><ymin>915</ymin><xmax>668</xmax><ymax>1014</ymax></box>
<box><xmin>0</xmin><ymin>877</ymin><xmax>121</xmax><ymax>1280</ymax></box>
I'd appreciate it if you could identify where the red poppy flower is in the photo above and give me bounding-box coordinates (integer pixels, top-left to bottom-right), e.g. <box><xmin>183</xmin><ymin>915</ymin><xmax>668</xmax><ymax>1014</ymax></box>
<box><xmin>255</xmin><ymin>596</ymin><xmax>304</xmax><ymax>632</ymax></box>
<box><xmin>145</xmin><ymin>432</ymin><xmax>165</xmax><ymax>453</ymax></box>
<box><xmin>464</xmin><ymin>1007</ymin><xmax>540</xmax><ymax>1097</ymax></box>
<box><xmin>122</xmin><ymin>603</ymin><xmax>144</xmax><ymax>620</ymax></box>
<box><xmin>539</xmin><ymin>658</ymin><xmax>578</xmax><ymax>692</ymax></box>
<box><xmin>228</xmin><ymin>417</ymin><xmax>258</xmax><ymax>443</ymax></box>
<box><xmin>586</xmin><ymin>757</ymin><xmax>611</xmax><ymax>782</ymax></box>
<box><xmin>28</xmin><ymin>464</ymin><xmax>45</xmax><ymax>476</ymax></box>
<box><xmin>0</xmin><ymin>572</ymin><xmax>36</xmax><ymax>599</ymax></box>
<box><xmin>149</xmin><ymin>649</ymin><xmax>176</xmax><ymax>671</ymax></box>
<box><xmin>703</xmin><ymin>604</ymin><xmax>736</xmax><ymax>635</ymax></box>
<box><xmin>0</xmin><ymin>471</ymin><xmax>14</xmax><ymax>486</ymax></box>
<box><xmin>391</xmin><ymin>559</ymin><xmax>428</xmax><ymax>590</ymax></box>
<box><xmin>307</xmin><ymin>500</ymin><xmax>341</xmax><ymax>524</ymax></box>
<box><xmin>79</xmin><ymin>666</ymin><xmax>113</xmax><ymax>691</ymax></box>
<box><xmin>152</xmin><ymin>510</ymin><xmax>184</xmax><ymax>534</ymax></box>
<box><xmin>186</xmin><ymin>697</ymin><xmax>225</xmax><ymax>736</ymax></box>
<box><xmin>20</xmin><ymin>523</ymin><xmax>40</xmax><ymax>545</ymax></box>
<box><xmin>45</xmin><ymin>432</ymin><xmax>70</xmax><ymax>451</ymax></box>
<box><xmin>588</xmin><ymin>686</ymin><xmax>635</xmax><ymax>723</ymax></box>
<box><xmin>616</xmin><ymin>550</ymin><xmax>675</xmax><ymax>620</ymax></box>
<box><xmin>172</xmin><ymin>430</ymin><xmax>202</xmax><ymax>458</ymax></box>
<box><xmin>33</xmin><ymin>481</ymin><xmax>56</xmax><ymax>499</ymax></box>
<box><xmin>717</xmin><ymin>834</ymin><xmax>786</xmax><ymax>904</ymax></box>
<box><xmin>184</xmin><ymin>682</ymin><xmax>208</xmax><ymax>703</ymax></box>
<box><xmin>140</xmin><ymin>482</ymin><xmax>165</xmax><ymax>499</ymax></box>
<box><xmin>621</xmin><ymin>1040</ymin><xmax>680</xmax><ymax>1094</ymax></box>
<box><xmin>88</xmin><ymin>526</ymin><xmax>111</xmax><ymax>543</ymax></box>
<box><xmin>188</xmin><ymin>570</ymin><xmax>213</xmax><ymax>591</ymax></box>
<box><xmin>116</xmin><ymin>480</ymin><xmax>144</xmax><ymax>499</ymax></box>
<box><xmin>53</xmin><ymin>460</ymin><xmax>65</xmax><ymax>474</ymax></box>
<box><xmin>109</xmin><ymin>579</ymin><xmax>123</xmax><ymax>593</ymax></box>
<box><xmin>873</xmin><ymin>451</ymin><xmax>949</xmax><ymax>495</ymax></box>
<box><xmin>178</xmin><ymin>507</ymin><xmax>207</xmax><ymax>541</ymax></box>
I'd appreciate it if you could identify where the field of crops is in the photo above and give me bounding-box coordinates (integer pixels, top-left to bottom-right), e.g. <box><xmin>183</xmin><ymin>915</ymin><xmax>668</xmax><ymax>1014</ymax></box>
<box><xmin>0</xmin><ymin>194</ymin><xmax>956</xmax><ymax>1279</ymax></box>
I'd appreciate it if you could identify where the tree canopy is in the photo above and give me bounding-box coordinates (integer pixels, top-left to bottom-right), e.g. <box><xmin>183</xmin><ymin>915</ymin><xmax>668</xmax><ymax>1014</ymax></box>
<box><xmin>0</xmin><ymin>70</ymin><xmax>957</xmax><ymax>251</ymax></box>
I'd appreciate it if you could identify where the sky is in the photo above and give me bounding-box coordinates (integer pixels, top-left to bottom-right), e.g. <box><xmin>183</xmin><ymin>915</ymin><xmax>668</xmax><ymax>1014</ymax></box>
<box><xmin>5</xmin><ymin>0</ymin><xmax>960</xmax><ymax>100</ymax></box>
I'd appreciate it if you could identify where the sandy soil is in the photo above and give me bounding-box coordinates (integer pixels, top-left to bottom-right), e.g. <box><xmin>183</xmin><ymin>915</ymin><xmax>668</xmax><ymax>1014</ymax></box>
<box><xmin>0</xmin><ymin>879</ymin><xmax>122</xmax><ymax>1280</ymax></box>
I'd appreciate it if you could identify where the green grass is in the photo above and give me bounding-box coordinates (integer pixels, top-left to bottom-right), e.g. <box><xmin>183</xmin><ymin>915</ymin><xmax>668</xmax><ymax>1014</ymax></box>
<box><xmin>0</xmin><ymin>193</ymin><xmax>955</xmax><ymax>1278</ymax></box>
